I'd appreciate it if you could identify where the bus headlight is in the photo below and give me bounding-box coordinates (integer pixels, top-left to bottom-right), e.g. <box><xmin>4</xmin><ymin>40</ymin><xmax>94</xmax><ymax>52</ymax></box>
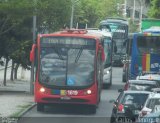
<box><xmin>104</xmin><ymin>70</ymin><xmax>110</xmax><ymax>74</ymax></box>
<box><xmin>86</xmin><ymin>90</ymin><xmax>92</xmax><ymax>95</ymax></box>
<box><xmin>40</xmin><ymin>87</ymin><xmax>46</xmax><ymax>93</ymax></box>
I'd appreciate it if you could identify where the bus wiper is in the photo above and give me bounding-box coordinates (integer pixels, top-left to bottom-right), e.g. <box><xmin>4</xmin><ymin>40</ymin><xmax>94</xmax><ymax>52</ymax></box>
<box><xmin>75</xmin><ymin>48</ymin><xmax>83</xmax><ymax>63</ymax></box>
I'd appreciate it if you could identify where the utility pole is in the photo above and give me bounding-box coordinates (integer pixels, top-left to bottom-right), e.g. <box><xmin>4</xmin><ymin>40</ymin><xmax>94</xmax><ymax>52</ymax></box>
<box><xmin>70</xmin><ymin>0</ymin><xmax>74</xmax><ymax>29</ymax></box>
<box><xmin>30</xmin><ymin>0</ymin><xmax>37</xmax><ymax>94</ymax></box>
<box><xmin>70</xmin><ymin>0</ymin><xmax>79</xmax><ymax>29</ymax></box>
<box><xmin>139</xmin><ymin>0</ymin><xmax>144</xmax><ymax>32</ymax></box>
<box><xmin>122</xmin><ymin>0</ymin><xmax>127</xmax><ymax>18</ymax></box>
<box><xmin>132</xmin><ymin>0</ymin><xmax>135</xmax><ymax>23</ymax></box>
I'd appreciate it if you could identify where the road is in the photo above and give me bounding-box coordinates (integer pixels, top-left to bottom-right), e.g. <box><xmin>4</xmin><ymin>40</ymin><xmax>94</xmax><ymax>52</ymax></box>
<box><xmin>18</xmin><ymin>67</ymin><xmax>125</xmax><ymax>123</ymax></box>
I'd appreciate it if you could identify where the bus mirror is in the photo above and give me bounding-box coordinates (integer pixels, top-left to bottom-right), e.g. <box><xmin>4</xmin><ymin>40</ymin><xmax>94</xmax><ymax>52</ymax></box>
<box><xmin>101</xmin><ymin>48</ymin><xmax>105</xmax><ymax>62</ymax></box>
<box><xmin>99</xmin><ymin>45</ymin><xmax>105</xmax><ymax>62</ymax></box>
<box><xmin>30</xmin><ymin>44</ymin><xmax>37</xmax><ymax>62</ymax></box>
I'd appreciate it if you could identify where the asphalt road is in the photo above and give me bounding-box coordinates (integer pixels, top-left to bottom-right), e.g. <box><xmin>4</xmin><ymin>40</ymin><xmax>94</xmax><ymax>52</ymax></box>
<box><xmin>18</xmin><ymin>67</ymin><xmax>125</xmax><ymax>123</ymax></box>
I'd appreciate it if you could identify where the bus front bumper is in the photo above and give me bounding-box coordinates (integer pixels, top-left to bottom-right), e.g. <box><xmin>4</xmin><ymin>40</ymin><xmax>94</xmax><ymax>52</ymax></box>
<box><xmin>35</xmin><ymin>92</ymin><xmax>98</xmax><ymax>105</ymax></box>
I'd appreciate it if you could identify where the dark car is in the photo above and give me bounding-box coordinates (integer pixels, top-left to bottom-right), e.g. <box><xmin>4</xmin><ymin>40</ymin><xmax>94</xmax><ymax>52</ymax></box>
<box><xmin>124</xmin><ymin>80</ymin><xmax>159</xmax><ymax>91</ymax></box>
<box><xmin>110</xmin><ymin>90</ymin><xmax>151</xmax><ymax>123</ymax></box>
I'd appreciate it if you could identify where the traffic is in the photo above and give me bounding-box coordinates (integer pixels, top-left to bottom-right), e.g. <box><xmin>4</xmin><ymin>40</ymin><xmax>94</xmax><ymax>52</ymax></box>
<box><xmin>1</xmin><ymin>1</ymin><xmax>160</xmax><ymax>123</ymax></box>
<box><xmin>29</xmin><ymin>18</ymin><xmax>160</xmax><ymax>123</ymax></box>
<box><xmin>111</xmin><ymin>18</ymin><xmax>160</xmax><ymax>123</ymax></box>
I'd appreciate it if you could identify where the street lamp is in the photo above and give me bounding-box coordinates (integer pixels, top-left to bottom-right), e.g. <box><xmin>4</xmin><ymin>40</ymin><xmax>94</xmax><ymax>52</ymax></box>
<box><xmin>70</xmin><ymin>0</ymin><xmax>79</xmax><ymax>29</ymax></box>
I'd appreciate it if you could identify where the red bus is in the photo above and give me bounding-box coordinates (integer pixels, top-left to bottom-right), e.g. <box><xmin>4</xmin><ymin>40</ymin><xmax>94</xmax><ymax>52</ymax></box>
<box><xmin>30</xmin><ymin>29</ymin><xmax>105</xmax><ymax>113</ymax></box>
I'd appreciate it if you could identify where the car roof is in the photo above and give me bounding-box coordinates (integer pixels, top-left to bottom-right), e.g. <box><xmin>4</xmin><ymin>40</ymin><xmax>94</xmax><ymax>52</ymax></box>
<box><xmin>148</xmin><ymin>93</ymin><xmax>160</xmax><ymax>98</ymax></box>
<box><xmin>151</xmin><ymin>88</ymin><xmax>160</xmax><ymax>92</ymax></box>
<box><xmin>137</xmin><ymin>74</ymin><xmax>160</xmax><ymax>81</ymax></box>
<box><xmin>128</xmin><ymin>80</ymin><xmax>158</xmax><ymax>85</ymax></box>
<box><xmin>123</xmin><ymin>90</ymin><xmax>151</xmax><ymax>94</ymax></box>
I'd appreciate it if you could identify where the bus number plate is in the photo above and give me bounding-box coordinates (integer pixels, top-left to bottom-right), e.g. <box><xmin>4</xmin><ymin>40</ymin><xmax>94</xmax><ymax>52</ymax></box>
<box><xmin>67</xmin><ymin>90</ymin><xmax>78</xmax><ymax>95</ymax></box>
<box><xmin>60</xmin><ymin>96</ymin><xmax>71</xmax><ymax>100</ymax></box>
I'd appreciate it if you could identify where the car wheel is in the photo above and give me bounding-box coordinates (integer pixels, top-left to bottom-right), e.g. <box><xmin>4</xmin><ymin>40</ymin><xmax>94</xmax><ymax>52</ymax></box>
<box><xmin>110</xmin><ymin>116</ymin><xmax>116</xmax><ymax>123</ymax></box>
<box><xmin>37</xmin><ymin>103</ymin><xmax>45</xmax><ymax>112</ymax></box>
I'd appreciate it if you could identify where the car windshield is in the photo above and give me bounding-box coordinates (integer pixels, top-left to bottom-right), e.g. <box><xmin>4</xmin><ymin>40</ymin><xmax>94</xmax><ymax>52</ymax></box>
<box><xmin>39</xmin><ymin>37</ymin><xmax>95</xmax><ymax>87</ymax></box>
<box><xmin>122</xmin><ymin>93</ymin><xmax>149</xmax><ymax>106</ymax></box>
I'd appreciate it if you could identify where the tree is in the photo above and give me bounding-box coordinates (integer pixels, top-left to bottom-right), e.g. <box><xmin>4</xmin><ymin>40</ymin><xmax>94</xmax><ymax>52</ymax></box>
<box><xmin>0</xmin><ymin>0</ymin><xmax>33</xmax><ymax>85</ymax></box>
<box><xmin>148</xmin><ymin>0</ymin><xmax>160</xmax><ymax>18</ymax></box>
<box><xmin>73</xmin><ymin>0</ymin><xmax>124</xmax><ymax>28</ymax></box>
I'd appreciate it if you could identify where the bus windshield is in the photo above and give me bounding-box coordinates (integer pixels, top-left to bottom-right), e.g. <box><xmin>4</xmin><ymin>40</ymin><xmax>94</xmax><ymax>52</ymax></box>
<box><xmin>39</xmin><ymin>37</ymin><xmax>95</xmax><ymax>87</ymax></box>
<box><xmin>137</xmin><ymin>36</ymin><xmax>160</xmax><ymax>54</ymax></box>
<box><xmin>100</xmin><ymin>23</ymin><xmax>128</xmax><ymax>39</ymax></box>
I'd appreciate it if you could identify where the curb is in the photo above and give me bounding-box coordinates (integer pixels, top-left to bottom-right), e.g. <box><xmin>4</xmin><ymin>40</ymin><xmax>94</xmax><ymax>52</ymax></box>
<box><xmin>13</xmin><ymin>103</ymin><xmax>36</xmax><ymax>122</ymax></box>
<box><xmin>17</xmin><ymin>103</ymin><xmax>36</xmax><ymax>118</ymax></box>
<box><xmin>3</xmin><ymin>103</ymin><xmax>36</xmax><ymax>123</ymax></box>
<box><xmin>0</xmin><ymin>90</ymin><xmax>28</xmax><ymax>93</ymax></box>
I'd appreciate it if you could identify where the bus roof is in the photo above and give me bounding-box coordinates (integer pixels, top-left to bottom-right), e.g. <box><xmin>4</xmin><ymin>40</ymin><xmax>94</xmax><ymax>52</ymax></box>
<box><xmin>99</xmin><ymin>18</ymin><xmax>128</xmax><ymax>25</ymax></box>
<box><xmin>38</xmin><ymin>29</ymin><xmax>106</xmax><ymax>40</ymax></box>
<box><xmin>87</xmin><ymin>29</ymin><xmax>112</xmax><ymax>38</ymax></box>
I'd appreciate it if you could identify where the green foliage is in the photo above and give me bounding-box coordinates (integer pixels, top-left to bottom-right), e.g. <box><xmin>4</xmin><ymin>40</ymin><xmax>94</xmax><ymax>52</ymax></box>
<box><xmin>0</xmin><ymin>0</ymin><xmax>127</xmax><ymax>72</ymax></box>
<box><xmin>74</xmin><ymin>0</ymin><xmax>121</xmax><ymax>28</ymax></box>
<box><xmin>148</xmin><ymin>0</ymin><xmax>160</xmax><ymax>18</ymax></box>
<box><xmin>128</xmin><ymin>19</ymin><xmax>140</xmax><ymax>33</ymax></box>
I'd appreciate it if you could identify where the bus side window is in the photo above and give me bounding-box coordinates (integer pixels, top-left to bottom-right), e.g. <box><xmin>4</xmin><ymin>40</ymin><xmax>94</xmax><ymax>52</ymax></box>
<box><xmin>97</xmin><ymin>51</ymin><xmax>101</xmax><ymax>83</ymax></box>
<box><xmin>34</xmin><ymin>47</ymin><xmax>38</xmax><ymax>82</ymax></box>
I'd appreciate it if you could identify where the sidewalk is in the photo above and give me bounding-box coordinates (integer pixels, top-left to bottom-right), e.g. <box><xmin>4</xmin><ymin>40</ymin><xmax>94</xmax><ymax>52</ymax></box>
<box><xmin>0</xmin><ymin>67</ymin><xmax>35</xmax><ymax>118</ymax></box>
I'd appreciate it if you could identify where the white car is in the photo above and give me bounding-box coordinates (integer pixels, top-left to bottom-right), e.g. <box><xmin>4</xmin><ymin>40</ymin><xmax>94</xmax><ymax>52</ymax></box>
<box><xmin>136</xmin><ymin>73</ymin><xmax>160</xmax><ymax>85</ymax></box>
<box><xmin>139</xmin><ymin>93</ymin><xmax>160</xmax><ymax>118</ymax></box>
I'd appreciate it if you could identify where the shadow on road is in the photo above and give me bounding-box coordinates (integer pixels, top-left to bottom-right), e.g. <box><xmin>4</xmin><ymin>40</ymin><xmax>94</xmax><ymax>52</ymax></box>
<box><xmin>40</xmin><ymin>104</ymin><xmax>97</xmax><ymax>115</ymax></box>
<box><xmin>109</xmin><ymin>83</ymin><xmax>124</xmax><ymax>91</ymax></box>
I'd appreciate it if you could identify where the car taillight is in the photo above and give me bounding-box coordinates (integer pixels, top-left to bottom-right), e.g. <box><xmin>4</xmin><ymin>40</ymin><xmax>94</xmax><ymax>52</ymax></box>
<box><xmin>124</xmin><ymin>83</ymin><xmax>129</xmax><ymax>90</ymax></box>
<box><xmin>118</xmin><ymin>104</ymin><xmax>124</xmax><ymax>112</ymax></box>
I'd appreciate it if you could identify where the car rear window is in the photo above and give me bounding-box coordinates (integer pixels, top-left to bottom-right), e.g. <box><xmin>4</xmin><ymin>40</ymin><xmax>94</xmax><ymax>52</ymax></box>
<box><xmin>129</xmin><ymin>84</ymin><xmax>157</xmax><ymax>91</ymax></box>
<box><xmin>122</xmin><ymin>93</ymin><xmax>149</xmax><ymax>105</ymax></box>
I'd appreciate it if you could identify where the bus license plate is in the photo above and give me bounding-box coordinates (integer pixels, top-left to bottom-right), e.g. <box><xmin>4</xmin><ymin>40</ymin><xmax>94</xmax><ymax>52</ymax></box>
<box><xmin>60</xmin><ymin>96</ymin><xmax>71</xmax><ymax>100</ymax></box>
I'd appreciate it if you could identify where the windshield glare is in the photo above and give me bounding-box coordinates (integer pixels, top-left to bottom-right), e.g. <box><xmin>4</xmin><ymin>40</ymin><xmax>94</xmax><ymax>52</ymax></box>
<box><xmin>39</xmin><ymin>37</ymin><xmax>95</xmax><ymax>87</ymax></box>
